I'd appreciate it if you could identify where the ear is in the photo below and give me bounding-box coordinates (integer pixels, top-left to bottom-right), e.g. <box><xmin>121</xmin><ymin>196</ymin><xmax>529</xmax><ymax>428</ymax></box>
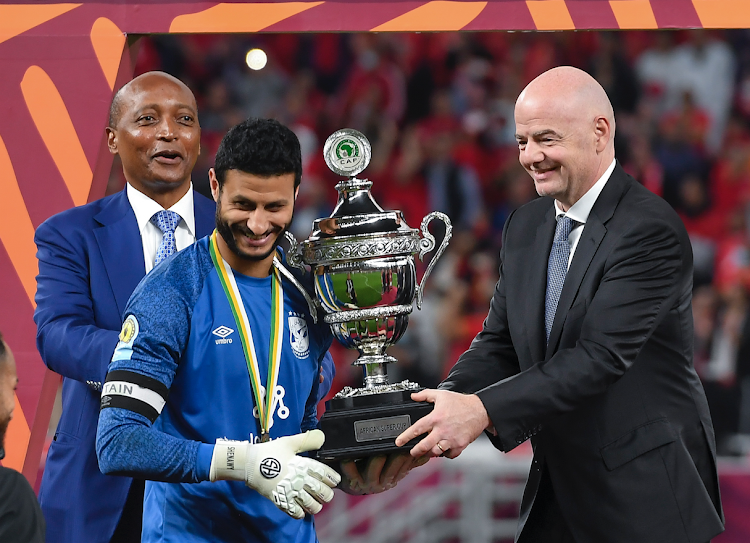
<box><xmin>294</xmin><ymin>186</ymin><xmax>300</xmax><ymax>201</ymax></box>
<box><xmin>209</xmin><ymin>168</ymin><xmax>220</xmax><ymax>203</ymax></box>
<box><xmin>106</xmin><ymin>127</ymin><xmax>118</xmax><ymax>155</ymax></box>
<box><xmin>594</xmin><ymin>116</ymin><xmax>611</xmax><ymax>153</ymax></box>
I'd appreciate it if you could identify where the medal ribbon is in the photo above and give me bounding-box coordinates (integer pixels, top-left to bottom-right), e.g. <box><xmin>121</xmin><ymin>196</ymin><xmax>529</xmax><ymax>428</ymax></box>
<box><xmin>209</xmin><ymin>230</ymin><xmax>284</xmax><ymax>441</ymax></box>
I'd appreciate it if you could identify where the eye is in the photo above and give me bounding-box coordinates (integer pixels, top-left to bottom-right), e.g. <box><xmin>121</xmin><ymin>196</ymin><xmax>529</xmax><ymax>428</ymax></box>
<box><xmin>179</xmin><ymin>115</ymin><xmax>194</xmax><ymax>124</ymax></box>
<box><xmin>138</xmin><ymin>115</ymin><xmax>155</xmax><ymax>123</ymax></box>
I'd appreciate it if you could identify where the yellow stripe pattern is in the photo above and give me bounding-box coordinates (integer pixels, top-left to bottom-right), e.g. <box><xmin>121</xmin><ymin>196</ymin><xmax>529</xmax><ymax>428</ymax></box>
<box><xmin>209</xmin><ymin>231</ymin><xmax>284</xmax><ymax>439</ymax></box>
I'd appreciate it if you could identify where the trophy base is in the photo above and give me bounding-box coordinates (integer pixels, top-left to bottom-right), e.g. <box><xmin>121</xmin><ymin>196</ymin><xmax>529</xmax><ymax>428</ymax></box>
<box><xmin>315</xmin><ymin>389</ymin><xmax>433</xmax><ymax>462</ymax></box>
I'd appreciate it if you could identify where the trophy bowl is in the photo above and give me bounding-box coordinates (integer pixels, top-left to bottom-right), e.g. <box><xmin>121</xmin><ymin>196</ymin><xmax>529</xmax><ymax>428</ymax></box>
<box><xmin>286</xmin><ymin>129</ymin><xmax>452</xmax><ymax>461</ymax></box>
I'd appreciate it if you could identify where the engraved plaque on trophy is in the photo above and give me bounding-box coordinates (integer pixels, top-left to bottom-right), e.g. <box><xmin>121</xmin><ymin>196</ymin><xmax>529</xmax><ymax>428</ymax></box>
<box><xmin>286</xmin><ymin>129</ymin><xmax>452</xmax><ymax>461</ymax></box>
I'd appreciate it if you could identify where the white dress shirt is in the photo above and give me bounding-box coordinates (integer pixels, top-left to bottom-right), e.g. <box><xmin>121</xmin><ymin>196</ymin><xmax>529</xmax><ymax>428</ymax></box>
<box><xmin>126</xmin><ymin>183</ymin><xmax>196</xmax><ymax>273</ymax></box>
<box><xmin>554</xmin><ymin>159</ymin><xmax>616</xmax><ymax>269</ymax></box>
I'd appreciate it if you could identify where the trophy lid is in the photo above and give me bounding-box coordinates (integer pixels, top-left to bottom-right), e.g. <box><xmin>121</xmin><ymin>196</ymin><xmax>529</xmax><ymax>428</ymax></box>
<box><xmin>302</xmin><ymin>129</ymin><xmax>420</xmax><ymax>265</ymax></box>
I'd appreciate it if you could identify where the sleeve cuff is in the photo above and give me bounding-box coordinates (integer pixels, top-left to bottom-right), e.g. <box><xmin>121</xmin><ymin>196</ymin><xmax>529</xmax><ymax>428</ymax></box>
<box><xmin>197</xmin><ymin>443</ymin><xmax>214</xmax><ymax>481</ymax></box>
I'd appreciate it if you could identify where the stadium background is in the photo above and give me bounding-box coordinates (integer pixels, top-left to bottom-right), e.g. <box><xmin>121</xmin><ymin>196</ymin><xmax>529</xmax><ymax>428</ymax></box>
<box><xmin>3</xmin><ymin>2</ymin><xmax>750</xmax><ymax>539</ymax></box>
<box><xmin>99</xmin><ymin>30</ymin><xmax>750</xmax><ymax>542</ymax></box>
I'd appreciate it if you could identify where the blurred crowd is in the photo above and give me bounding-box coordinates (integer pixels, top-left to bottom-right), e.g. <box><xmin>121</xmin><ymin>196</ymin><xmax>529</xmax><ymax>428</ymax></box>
<box><xmin>110</xmin><ymin>29</ymin><xmax>750</xmax><ymax>455</ymax></box>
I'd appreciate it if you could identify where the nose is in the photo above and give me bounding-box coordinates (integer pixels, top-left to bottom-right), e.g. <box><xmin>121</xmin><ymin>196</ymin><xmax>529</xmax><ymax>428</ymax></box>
<box><xmin>246</xmin><ymin>209</ymin><xmax>271</xmax><ymax>235</ymax></box>
<box><xmin>156</xmin><ymin>117</ymin><xmax>177</xmax><ymax>141</ymax></box>
<box><xmin>520</xmin><ymin>140</ymin><xmax>544</xmax><ymax>168</ymax></box>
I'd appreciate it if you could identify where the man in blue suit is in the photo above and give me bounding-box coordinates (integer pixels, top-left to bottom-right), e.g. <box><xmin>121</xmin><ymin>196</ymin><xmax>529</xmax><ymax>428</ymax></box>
<box><xmin>34</xmin><ymin>72</ymin><xmax>220</xmax><ymax>543</ymax></box>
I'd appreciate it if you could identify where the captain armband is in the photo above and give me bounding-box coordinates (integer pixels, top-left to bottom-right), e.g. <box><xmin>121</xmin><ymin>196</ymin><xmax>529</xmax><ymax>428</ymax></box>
<box><xmin>100</xmin><ymin>370</ymin><xmax>169</xmax><ymax>423</ymax></box>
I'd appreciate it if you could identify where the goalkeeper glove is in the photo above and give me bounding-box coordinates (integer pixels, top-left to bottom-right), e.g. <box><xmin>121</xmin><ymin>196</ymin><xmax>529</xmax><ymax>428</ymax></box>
<box><xmin>209</xmin><ymin>429</ymin><xmax>341</xmax><ymax>519</ymax></box>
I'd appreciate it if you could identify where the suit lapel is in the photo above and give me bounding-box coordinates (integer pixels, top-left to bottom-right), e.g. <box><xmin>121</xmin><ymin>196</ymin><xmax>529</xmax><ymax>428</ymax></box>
<box><xmin>194</xmin><ymin>192</ymin><xmax>216</xmax><ymax>238</ymax></box>
<box><xmin>527</xmin><ymin>205</ymin><xmax>557</xmax><ymax>364</ymax></box>
<box><xmin>93</xmin><ymin>190</ymin><xmax>145</xmax><ymax>317</ymax></box>
<box><xmin>545</xmin><ymin>163</ymin><xmax>631</xmax><ymax>357</ymax></box>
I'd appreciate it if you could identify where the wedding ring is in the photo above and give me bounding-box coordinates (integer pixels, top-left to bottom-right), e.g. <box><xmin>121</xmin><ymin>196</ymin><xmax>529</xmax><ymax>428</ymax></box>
<box><xmin>436</xmin><ymin>442</ymin><xmax>444</xmax><ymax>453</ymax></box>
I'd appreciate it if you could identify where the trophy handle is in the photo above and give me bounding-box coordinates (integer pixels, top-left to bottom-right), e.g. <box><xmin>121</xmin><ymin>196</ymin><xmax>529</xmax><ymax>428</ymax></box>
<box><xmin>272</xmin><ymin>256</ymin><xmax>320</xmax><ymax>324</ymax></box>
<box><xmin>416</xmin><ymin>211</ymin><xmax>452</xmax><ymax>310</ymax></box>
<box><xmin>284</xmin><ymin>231</ymin><xmax>305</xmax><ymax>270</ymax></box>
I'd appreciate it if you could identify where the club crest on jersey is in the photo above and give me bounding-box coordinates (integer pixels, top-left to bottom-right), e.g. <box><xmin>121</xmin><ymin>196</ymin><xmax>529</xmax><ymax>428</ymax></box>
<box><xmin>119</xmin><ymin>315</ymin><xmax>139</xmax><ymax>346</ymax></box>
<box><xmin>288</xmin><ymin>315</ymin><xmax>309</xmax><ymax>358</ymax></box>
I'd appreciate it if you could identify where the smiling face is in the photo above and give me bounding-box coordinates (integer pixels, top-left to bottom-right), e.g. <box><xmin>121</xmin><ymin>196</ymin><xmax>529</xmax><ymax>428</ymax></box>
<box><xmin>210</xmin><ymin>169</ymin><xmax>298</xmax><ymax>278</ymax></box>
<box><xmin>107</xmin><ymin>72</ymin><xmax>200</xmax><ymax>207</ymax></box>
<box><xmin>514</xmin><ymin>67</ymin><xmax>615</xmax><ymax>211</ymax></box>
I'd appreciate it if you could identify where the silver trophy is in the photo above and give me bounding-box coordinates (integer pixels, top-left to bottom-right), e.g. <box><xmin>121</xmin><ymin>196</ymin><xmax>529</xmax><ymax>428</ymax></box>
<box><xmin>287</xmin><ymin>129</ymin><xmax>451</xmax><ymax>460</ymax></box>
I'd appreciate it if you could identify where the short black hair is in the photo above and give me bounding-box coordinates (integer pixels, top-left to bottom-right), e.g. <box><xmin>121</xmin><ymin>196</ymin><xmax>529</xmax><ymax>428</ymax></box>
<box><xmin>108</xmin><ymin>85</ymin><xmax>126</xmax><ymax>127</ymax></box>
<box><xmin>213</xmin><ymin>118</ymin><xmax>302</xmax><ymax>190</ymax></box>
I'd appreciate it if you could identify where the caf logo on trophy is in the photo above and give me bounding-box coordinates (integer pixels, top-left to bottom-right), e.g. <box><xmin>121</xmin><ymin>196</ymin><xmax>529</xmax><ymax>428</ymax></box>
<box><xmin>286</xmin><ymin>128</ymin><xmax>452</xmax><ymax>461</ymax></box>
<box><xmin>323</xmin><ymin>130</ymin><xmax>371</xmax><ymax>177</ymax></box>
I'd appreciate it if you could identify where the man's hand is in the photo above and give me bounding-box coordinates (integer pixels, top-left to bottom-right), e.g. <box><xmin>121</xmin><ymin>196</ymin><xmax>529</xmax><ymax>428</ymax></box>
<box><xmin>395</xmin><ymin>389</ymin><xmax>491</xmax><ymax>459</ymax></box>
<box><xmin>209</xmin><ymin>430</ymin><xmax>341</xmax><ymax>519</ymax></box>
<box><xmin>338</xmin><ymin>453</ymin><xmax>429</xmax><ymax>495</ymax></box>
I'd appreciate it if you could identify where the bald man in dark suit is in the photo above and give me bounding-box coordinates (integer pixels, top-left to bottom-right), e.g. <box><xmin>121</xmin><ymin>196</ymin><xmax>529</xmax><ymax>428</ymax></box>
<box><xmin>398</xmin><ymin>66</ymin><xmax>724</xmax><ymax>543</ymax></box>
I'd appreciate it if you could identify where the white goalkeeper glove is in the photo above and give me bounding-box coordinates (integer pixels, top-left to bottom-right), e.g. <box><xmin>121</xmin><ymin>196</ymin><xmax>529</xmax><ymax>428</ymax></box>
<box><xmin>209</xmin><ymin>429</ymin><xmax>341</xmax><ymax>519</ymax></box>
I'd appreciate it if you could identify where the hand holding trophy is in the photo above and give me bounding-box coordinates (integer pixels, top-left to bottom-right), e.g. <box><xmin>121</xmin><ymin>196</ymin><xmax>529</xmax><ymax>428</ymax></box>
<box><xmin>286</xmin><ymin>129</ymin><xmax>452</xmax><ymax>475</ymax></box>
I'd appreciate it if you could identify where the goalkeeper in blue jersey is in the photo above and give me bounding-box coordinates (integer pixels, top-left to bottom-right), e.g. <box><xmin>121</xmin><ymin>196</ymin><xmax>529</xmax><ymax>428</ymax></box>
<box><xmin>96</xmin><ymin>118</ymin><xmax>342</xmax><ymax>543</ymax></box>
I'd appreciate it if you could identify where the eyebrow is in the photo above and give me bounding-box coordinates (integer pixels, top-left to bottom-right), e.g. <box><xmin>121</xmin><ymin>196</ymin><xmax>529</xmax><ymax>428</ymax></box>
<box><xmin>136</xmin><ymin>103</ymin><xmax>197</xmax><ymax>114</ymax></box>
<box><xmin>516</xmin><ymin>129</ymin><xmax>563</xmax><ymax>140</ymax></box>
<box><xmin>232</xmin><ymin>196</ymin><xmax>290</xmax><ymax>206</ymax></box>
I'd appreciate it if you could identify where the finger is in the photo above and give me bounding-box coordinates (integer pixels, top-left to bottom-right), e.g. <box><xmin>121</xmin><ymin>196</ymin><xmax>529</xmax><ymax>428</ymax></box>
<box><xmin>445</xmin><ymin>445</ymin><xmax>464</xmax><ymax>460</ymax></box>
<box><xmin>413</xmin><ymin>455</ymin><xmax>430</xmax><ymax>468</ymax></box>
<box><xmin>410</xmin><ymin>389</ymin><xmax>436</xmax><ymax>403</ymax></box>
<box><xmin>306</xmin><ymin>458</ymin><xmax>341</xmax><ymax>487</ymax></box>
<box><xmin>320</xmin><ymin>374</ymin><xmax>324</xmax><ymax>383</ymax></box>
<box><xmin>296</xmin><ymin>489</ymin><xmax>323</xmax><ymax>515</ymax></box>
<box><xmin>395</xmin><ymin>414</ymin><xmax>435</xmax><ymax>447</ymax></box>
<box><xmin>281</xmin><ymin>498</ymin><xmax>305</xmax><ymax>520</ymax></box>
<box><xmin>339</xmin><ymin>459</ymin><xmax>364</xmax><ymax>490</ymax></box>
<box><xmin>364</xmin><ymin>455</ymin><xmax>387</xmax><ymax>484</ymax></box>
<box><xmin>305</xmin><ymin>477</ymin><xmax>335</xmax><ymax>503</ymax></box>
<box><xmin>293</xmin><ymin>429</ymin><xmax>326</xmax><ymax>454</ymax></box>
<box><xmin>382</xmin><ymin>453</ymin><xmax>412</xmax><ymax>486</ymax></box>
<box><xmin>410</xmin><ymin>434</ymin><xmax>441</xmax><ymax>458</ymax></box>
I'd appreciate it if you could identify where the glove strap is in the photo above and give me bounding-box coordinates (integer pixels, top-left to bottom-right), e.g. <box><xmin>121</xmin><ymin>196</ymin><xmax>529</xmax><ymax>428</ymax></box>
<box><xmin>210</xmin><ymin>439</ymin><xmax>249</xmax><ymax>482</ymax></box>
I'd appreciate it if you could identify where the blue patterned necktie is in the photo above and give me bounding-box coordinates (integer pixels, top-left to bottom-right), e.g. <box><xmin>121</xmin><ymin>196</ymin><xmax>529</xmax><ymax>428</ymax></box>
<box><xmin>545</xmin><ymin>215</ymin><xmax>576</xmax><ymax>343</ymax></box>
<box><xmin>151</xmin><ymin>210</ymin><xmax>181</xmax><ymax>266</ymax></box>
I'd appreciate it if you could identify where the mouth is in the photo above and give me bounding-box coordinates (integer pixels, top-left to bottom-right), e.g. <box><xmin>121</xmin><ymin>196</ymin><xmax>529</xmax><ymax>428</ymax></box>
<box><xmin>234</xmin><ymin>227</ymin><xmax>279</xmax><ymax>249</ymax></box>
<box><xmin>531</xmin><ymin>168</ymin><xmax>556</xmax><ymax>181</ymax></box>
<box><xmin>152</xmin><ymin>149</ymin><xmax>183</xmax><ymax>164</ymax></box>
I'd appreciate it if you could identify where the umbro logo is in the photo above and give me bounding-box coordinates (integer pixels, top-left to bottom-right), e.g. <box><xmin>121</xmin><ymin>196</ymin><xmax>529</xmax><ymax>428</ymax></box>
<box><xmin>212</xmin><ymin>326</ymin><xmax>234</xmax><ymax>344</ymax></box>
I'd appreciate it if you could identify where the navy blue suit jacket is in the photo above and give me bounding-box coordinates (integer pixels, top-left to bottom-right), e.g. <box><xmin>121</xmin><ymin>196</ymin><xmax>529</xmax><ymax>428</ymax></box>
<box><xmin>34</xmin><ymin>188</ymin><xmax>216</xmax><ymax>543</ymax></box>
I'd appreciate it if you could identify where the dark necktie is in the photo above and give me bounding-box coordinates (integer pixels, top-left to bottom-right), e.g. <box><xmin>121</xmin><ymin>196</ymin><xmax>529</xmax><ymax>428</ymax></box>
<box><xmin>151</xmin><ymin>210</ymin><xmax>181</xmax><ymax>266</ymax></box>
<box><xmin>545</xmin><ymin>215</ymin><xmax>576</xmax><ymax>343</ymax></box>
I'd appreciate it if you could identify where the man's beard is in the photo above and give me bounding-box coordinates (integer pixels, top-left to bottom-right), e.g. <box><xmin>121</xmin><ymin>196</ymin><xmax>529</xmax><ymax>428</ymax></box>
<box><xmin>215</xmin><ymin>203</ymin><xmax>292</xmax><ymax>263</ymax></box>
<box><xmin>0</xmin><ymin>414</ymin><xmax>9</xmax><ymax>460</ymax></box>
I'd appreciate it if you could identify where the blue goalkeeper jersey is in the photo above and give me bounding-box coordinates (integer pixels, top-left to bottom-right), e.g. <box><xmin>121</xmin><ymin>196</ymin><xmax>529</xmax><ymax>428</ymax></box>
<box><xmin>96</xmin><ymin>236</ymin><xmax>332</xmax><ymax>543</ymax></box>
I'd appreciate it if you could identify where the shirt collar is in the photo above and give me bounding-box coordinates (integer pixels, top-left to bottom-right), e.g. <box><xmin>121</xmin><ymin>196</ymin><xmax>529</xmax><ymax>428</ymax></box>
<box><xmin>554</xmin><ymin>158</ymin><xmax>616</xmax><ymax>224</ymax></box>
<box><xmin>126</xmin><ymin>182</ymin><xmax>195</xmax><ymax>237</ymax></box>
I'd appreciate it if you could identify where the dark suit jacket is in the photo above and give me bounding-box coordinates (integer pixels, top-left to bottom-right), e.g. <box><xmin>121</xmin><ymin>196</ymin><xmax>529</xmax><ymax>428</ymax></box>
<box><xmin>0</xmin><ymin>465</ymin><xmax>46</xmax><ymax>543</ymax></box>
<box><xmin>442</xmin><ymin>164</ymin><xmax>724</xmax><ymax>543</ymax></box>
<box><xmin>34</xmin><ymin>188</ymin><xmax>216</xmax><ymax>543</ymax></box>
